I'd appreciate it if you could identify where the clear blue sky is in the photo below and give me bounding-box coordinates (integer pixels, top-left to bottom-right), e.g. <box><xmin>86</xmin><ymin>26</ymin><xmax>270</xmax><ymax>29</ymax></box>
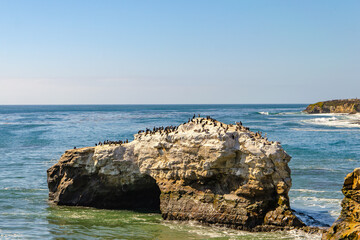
<box><xmin>0</xmin><ymin>0</ymin><xmax>359</xmax><ymax>104</ymax></box>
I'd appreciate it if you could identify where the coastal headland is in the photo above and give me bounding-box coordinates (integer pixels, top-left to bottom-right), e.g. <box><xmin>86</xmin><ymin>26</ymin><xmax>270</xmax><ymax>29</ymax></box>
<box><xmin>304</xmin><ymin>99</ymin><xmax>360</xmax><ymax>114</ymax></box>
<box><xmin>47</xmin><ymin>116</ymin><xmax>308</xmax><ymax>232</ymax></box>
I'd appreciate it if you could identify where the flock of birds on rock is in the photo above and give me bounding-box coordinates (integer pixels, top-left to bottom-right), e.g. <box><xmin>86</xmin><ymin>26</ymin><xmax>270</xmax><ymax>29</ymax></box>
<box><xmin>95</xmin><ymin>139</ymin><xmax>129</xmax><ymax>146</ymax></box>
<box><xmin>72</xmin><ymin>114</ymin><xmax>270</xmax><ymax>149</ymax></box>
<box><xmin>137</xmin><ymin>125</ymin><xmax>179</xmax><ymax>136</ymax></box>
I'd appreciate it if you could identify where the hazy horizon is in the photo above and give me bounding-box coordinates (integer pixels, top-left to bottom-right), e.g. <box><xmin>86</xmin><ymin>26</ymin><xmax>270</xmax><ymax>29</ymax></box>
<box><xmin>1</xmin><ymin>1</ymin><xmax>359</xmax><ymax>104</ymax></box>
<box><xmin>0</xmin><ymin>103</ymin><xmax>311</xmax><ymax>106</ymax></box>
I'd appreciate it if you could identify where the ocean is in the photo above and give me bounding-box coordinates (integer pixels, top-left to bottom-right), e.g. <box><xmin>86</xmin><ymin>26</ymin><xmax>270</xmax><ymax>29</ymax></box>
<box><xmin>0</xmin><ymin>104</ymin><xmax>359</xmax><ymax>239</ymax></box>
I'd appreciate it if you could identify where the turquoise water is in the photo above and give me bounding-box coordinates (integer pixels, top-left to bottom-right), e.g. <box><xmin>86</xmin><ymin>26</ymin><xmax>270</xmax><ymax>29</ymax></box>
<box><xmin>1</xmin><ymin>104</ymin><xmax>359</xmax><ymax>239</ymax></box>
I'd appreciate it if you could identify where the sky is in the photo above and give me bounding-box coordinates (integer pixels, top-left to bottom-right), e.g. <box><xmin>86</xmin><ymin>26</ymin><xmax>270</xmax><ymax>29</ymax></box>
<box><xmin>0</xmin><ymin>0</ymin><xmax>359</xmax><ymax>104</ymax></box>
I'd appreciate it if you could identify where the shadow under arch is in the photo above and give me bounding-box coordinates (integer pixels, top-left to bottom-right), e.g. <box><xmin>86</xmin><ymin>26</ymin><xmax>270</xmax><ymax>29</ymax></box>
<box><xmin>49</xmin><ymin>166</ymin><xmax>161</xmax><ymax>213</ymax></box>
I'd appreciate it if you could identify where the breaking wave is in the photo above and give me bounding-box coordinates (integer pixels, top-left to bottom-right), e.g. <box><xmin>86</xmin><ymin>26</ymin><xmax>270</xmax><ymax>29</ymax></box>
<box><xmin>301</xmin><ymin>114</ymin><xmax>360</xmax><ymax>128</ymax></box>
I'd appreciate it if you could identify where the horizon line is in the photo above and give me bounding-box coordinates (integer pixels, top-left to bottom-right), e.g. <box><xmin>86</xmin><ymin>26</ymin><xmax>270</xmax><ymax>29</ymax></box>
<box><xmin>0</xmin><ymin>103</ymin><xmax>310</xmax><ymax>106</ymax></box>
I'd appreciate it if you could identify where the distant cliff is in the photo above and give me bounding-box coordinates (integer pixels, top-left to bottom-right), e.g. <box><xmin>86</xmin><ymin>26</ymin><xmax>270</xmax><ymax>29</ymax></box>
<box><xmin>47</xmin><ymin>117</ymin><xmax>305</xmax><ymax>231</ymax></box>
<box><xmin>304</xmin><ymin>99</ymin><xmax>360</xmax><ymax>114</ymax></box>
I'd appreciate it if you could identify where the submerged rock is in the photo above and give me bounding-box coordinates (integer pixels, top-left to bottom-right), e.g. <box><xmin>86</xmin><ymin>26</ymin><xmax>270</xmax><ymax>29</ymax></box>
<box><xmin>323</xmin><ymin>168</ymin><xmax>360</xmax><ymax>239</ymax></box>
<box><xmin>47</xmin><ymin>117</ymin><xmax>304</xmax><ymax>231</ymax></box>
<box><xmin>304</xmin><ymin>99</ymin><xmax>360</xmax><ymax>114</ymax></box>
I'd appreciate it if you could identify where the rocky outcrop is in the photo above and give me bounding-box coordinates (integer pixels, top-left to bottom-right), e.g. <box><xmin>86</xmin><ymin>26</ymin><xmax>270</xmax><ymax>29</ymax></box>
<box><xmin>47</xmin><ymin>147</ymin><xmax>161</xmax><ymax>211</ymax></box>
<box><xmin>47</xmin><ymin>117</ymin><xmax>304</xmax><ymax>231</ymax></box>
<box><xmin>323</xmin><ymin>169</ymin><xmax>360</xmax><ymax>239</ymax></box>
<box><xmin>304</xmin><ymin>99</ymin><xmax>360</xmax><ymax>114</ymax></box>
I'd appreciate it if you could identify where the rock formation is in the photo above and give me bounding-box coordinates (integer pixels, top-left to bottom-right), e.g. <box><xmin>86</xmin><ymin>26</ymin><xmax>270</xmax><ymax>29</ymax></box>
<box><xmin>47</xmin><ymin>117</ymin><xmax>304</xmax><ymax>231</ymax></box>
<box><xmin>323</xmin><ymin>168</ymin><xmax>360</xmax><ymax>239</ymax></box>
<box><xmin>304</xmin><ymin>99</ymin><xmax>360</xmax><ymax>114</ymax></box>
<box><xmin>47</xmin><ymin>147</ymin><xmax>161</xmax><ymax>211</ymax></box>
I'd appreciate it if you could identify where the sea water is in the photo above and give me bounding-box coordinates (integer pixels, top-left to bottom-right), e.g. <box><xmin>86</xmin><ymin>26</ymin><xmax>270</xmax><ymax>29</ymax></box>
<box><xmin>0</xmin><ymin>104</ymin><xmax>359</xmax><ymax>239</ymax></box>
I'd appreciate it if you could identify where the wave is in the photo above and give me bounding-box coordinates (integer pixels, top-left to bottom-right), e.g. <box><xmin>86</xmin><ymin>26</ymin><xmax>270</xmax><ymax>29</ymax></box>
<box><xmin>293</xmin><ymin>208</ymin><xmax>332</xmax><ymax>228</ymax></box>
<box><xmin>292</xmin><ymin>196</ymin><xmax>342</xmax><ymax>208</ymax></box>
<box><xmin>292</xmin><ymin>166</ymin><xmax>339</xmax><ymax>172</ymax></box>
<box><xmin>286</xmin><ymin>229</ymin><xmax>322</xmax><ymax>240</ymax></box>
<box><xmin>162</xmin><ymin>220</ymin><xmax>321</xmax><ymax>239</ymax></box>
<box><xmin>291</xmin><ymin>196</ymin><xmax>341</xmax><ymax>227</ymax></box>
<box><xmin>276</xmin><ymin>111</ymin><xmax>306</xmax><ymax>115</ymax></box>
<box><xmin>1</xmin><ymin>187</ymin><xmax>48</xmax><ymax>191</ymax></box>
<box><xmin>301</xmin><ymin>114</ymin><xmax>360</xmax><ymax>128</ymax></box>
<box><xmin>257</xmin><ymin>111</ymin><xmax>304</xmax><ymax>116</ymax></box>
<box><xmin>291</xmin><ymin>189</ymin><xmax>331</xmax><ymax>193</ymax></box>
<box><xmin>292</xmin><ymin>127</ymin><xmax>360</xmax><ymax>132</ymax></box>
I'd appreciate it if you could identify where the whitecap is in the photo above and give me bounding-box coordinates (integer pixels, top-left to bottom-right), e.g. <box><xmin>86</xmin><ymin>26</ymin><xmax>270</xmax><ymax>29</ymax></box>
<box><xmin>291</xmin><ymin>189</ymin><xmax>331</xmax><ymax>193</ymax></box>
<box><xmin>291</xmin><ymin>128</ymin><xmax>360</xmax><ymax>132</ymax></box>
<box><xmin>292</xmin><ymin>196</ymin><xmax>342</xmax><ymax>208</ymax></box>
<box><xmin>277</xmin><ymin>111</ymin><xmax>306</xmax><ymax>115</ymax></box>
<box><xmin>286</xmin><ymin>229</ymin><xmax>322</xmax><ymax>240</ymax></box>
<box><xmin>258</xmin><ymin>111</ymin><xmax>269</xmax><ymax>115</ymax></box>
<box><xmin>161</xmin><ymin>220</ymin><xmax>321</xmax><ymax>239</ymax></box>
<box><xmin>301</xmin><ymin>114</ymin><xmax>360</xmax><ymax>128</ymax></box>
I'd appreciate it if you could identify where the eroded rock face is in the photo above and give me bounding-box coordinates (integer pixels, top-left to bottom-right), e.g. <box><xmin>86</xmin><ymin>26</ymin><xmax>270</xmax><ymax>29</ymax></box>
<box><xmin>47</xmin><ymin>147</ymin><xmax>161</xmax><ymax>210</ymax></box>
<box><xmin>323</xmin><ymin>168</ymin><xmax>360</xmax><ymax>239</ymax></box>
<box><xmin>47</xmin><ymin>117</ymin><xmax>304</xmax><ymax>230</ymax></box>
<box><xmin>305</xmin><ymin>99</ymin><xmax>360</xmax><ymax>114</ymax></box>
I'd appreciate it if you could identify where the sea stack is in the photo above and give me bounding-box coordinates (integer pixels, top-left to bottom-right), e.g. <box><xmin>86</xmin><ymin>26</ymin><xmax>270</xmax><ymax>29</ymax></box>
<box><xmin>323</xmin><ymin>168</ymin><xmax>360</xmax><ymax>239</ymax></box>
<box><xmin>304</xmin><ymin>99</ymin><xmax>360</xmax><ymax>114</ymax></box>
<box><xmin>47</xmin><ymin>117</ymin><xmax>304</xmax><ymax>231</ymax></box>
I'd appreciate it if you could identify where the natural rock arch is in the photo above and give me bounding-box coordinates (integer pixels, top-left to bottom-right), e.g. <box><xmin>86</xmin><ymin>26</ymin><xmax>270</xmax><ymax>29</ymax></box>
<box><xmin>48</xmin><ymin>117</ymin><xmax>304</xmax><ymax>231</ymax></box>
<box><xmin>48</xmin><ymin>148</ymin><xmax>161</xmax><ymax>211</ymax></box>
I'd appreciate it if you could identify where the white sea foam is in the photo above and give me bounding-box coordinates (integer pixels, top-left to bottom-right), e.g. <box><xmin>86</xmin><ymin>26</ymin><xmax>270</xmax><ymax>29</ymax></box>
<box><xmin>258</xmin><ymin>111</ymin><xmax>304</xmax><ymax>116</ymax></box>
<box><xmin>2</xmin><ymin>187</ymin><xmax>47</xmax><ymax>191</ymax></box>
<box><xmin>301</xmin><ymin>113</ymin><xmax>360</xmax><ymax>128</ymax></box>
<box><xmin>292</xmin><ymin>128</ymin><xmax>360</xmax><ymax>132</ymax></box>
<box><xmin>291</xmin><ymin>189</ymin><xmax>331</xmax><ymax>193</ymax></box>
<box><xmin>162</xmin><ymin>220</ymin><xmax>321</xmax><ymax>239</ymax></box>
<box><xmin>292</xmin><ymin>196</ymin><xmax>342</xmax><ymax>209</ymax></box>
<box><xmin>347</xmin><ymin>158</ymin><xmax>357</xmax><ymax>162</ymax></box>
<box><xmin>292</xmin><ymin>166</ymin><xmax>338</xmax><ymax>172</ymax></box>
<box><xmin>286</xmin><ymin>229</ymin><xmax>322</xmax><ymax>240</ymax></box>
<box><xmin>277</xmin><ymin>111</ymin><xmax>305</xmax><ymax>115</ymax></box>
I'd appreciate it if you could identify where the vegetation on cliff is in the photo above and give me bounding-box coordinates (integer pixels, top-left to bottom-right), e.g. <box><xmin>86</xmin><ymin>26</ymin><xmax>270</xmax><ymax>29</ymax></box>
<box><xmin>304</xmin><ymin>99</ymin><xmax>360</xmax><ymax>114</ymax></box>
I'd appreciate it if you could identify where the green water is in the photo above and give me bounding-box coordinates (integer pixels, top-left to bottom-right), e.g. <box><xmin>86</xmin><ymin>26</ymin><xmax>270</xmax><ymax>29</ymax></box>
<box><xmin>44</xmin><ymin>206</ymin><xmax>316</xmax><ymax>240</ymax></box>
